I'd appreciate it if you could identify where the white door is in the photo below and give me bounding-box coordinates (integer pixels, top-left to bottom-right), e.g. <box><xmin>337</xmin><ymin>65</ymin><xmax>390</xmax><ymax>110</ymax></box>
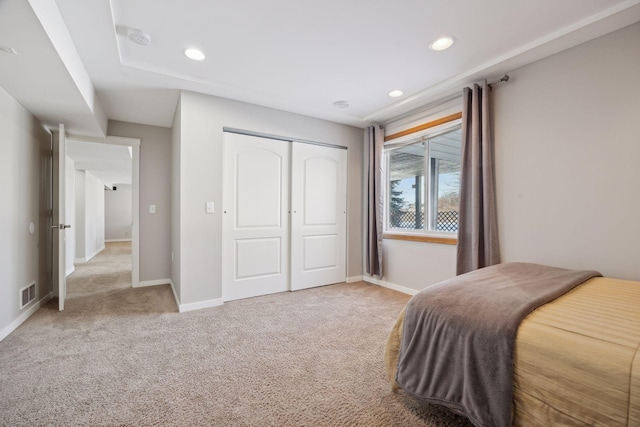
<box><xmin>222</xmin><ymin>132</ymin><xmax>290</xmax><ymax>301</ymax></box>
<box><xmin>52</xmin><ymin>124</ymin><xmax>69</xmax><ymax>311</ymax></box>
<box><xmin>290</xmin><ymin>143</ymin><xmax>347</xmax><ymax>290</ymax></box>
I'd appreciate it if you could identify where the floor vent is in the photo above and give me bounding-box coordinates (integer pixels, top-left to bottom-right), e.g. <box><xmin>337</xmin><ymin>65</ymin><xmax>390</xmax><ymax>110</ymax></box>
<box><xmin>20</xmin><ymin>282</ymin><xmax>36</xmax><ymax>309</ymax></box>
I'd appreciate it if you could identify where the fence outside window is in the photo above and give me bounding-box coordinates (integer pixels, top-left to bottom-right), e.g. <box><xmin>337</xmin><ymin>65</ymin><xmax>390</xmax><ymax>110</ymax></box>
<box><xmin>389</xmin><ymin>210</ymin><xmax>459</xmax><ymax>232</ymax></box>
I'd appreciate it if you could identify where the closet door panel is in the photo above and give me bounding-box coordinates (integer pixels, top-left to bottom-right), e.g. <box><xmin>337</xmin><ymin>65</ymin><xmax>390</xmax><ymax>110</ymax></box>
<box><xmin>235</xmin><ymin>150</ymin><xmax>282</xmax><ymax>228</ymax></box>
<box><xmin>303</xmin><ymin>235</ymin><xmax>338</xmax><ymax>270</ymax></box>
<box><xmin>222</xmin><ymin>133</ymin><xmax>289</xmax><ymax>301</ymax></box>
<box><xmin>291</xmin><ymin>143</ymin><xmax>347</xmax><ymax>290</ymax></box>
<box><xmin>304</xmin><ymin>158</ymin><xmax>338</xmax><ymax>225</ymax></box>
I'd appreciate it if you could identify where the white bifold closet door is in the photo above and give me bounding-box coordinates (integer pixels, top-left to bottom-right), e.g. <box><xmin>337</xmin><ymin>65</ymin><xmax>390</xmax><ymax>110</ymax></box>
<box><xmin>222</xmin><ymin>132</ymin><xmax>347</xmax><ymax>301</ymax></box>
<box><xmin>222</xmin><ymin>133</ymin><xmax>290</xmax><ymax>301</ymax></box>
<box><xmin>290</xmin><ymin>143</ymin><xmax>347</xmax><ymax>291</ymax></box>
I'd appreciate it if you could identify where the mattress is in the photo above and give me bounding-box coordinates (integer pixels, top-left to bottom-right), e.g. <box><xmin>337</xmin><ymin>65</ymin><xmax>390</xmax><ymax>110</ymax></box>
<box><xmin>385</xmin><ymin>277</ymin><xmax>640</xmax><ymax>426</ymax></box>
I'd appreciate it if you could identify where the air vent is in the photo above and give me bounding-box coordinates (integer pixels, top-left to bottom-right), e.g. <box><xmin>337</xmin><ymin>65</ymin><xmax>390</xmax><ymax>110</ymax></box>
<box><xmin>20</xmin><ymin>282</ymin><xmax>36</xmax><ymax>309</ymax></box>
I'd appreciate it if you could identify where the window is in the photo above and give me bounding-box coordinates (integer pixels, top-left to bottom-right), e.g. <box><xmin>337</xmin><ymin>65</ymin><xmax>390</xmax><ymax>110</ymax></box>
<box><xmin>385</xmin><ymin>124</ymin><xmax>461</xmax><ymax>235</ymax></box>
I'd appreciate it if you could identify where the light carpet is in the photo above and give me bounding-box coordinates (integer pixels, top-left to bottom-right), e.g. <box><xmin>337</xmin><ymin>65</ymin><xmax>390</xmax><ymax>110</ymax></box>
<box><xmin>0</xmin><ymin>244</ymin><xmax>471</xmax><ymax>426</ymax></box>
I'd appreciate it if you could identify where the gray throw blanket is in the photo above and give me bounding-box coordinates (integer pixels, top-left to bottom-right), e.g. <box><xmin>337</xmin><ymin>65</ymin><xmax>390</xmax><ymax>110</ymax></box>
<box><xmin>395</xmin><ymin>263</ymin><xmax>601</xmax><ymax>427</ymax></box>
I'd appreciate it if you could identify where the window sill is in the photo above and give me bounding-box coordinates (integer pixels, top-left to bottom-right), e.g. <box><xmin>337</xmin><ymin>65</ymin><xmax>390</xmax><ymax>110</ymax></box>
<box><xmin>383</xmin><ymin>232</ymin><xmax>457</xmax><ymax>245</ymax></box>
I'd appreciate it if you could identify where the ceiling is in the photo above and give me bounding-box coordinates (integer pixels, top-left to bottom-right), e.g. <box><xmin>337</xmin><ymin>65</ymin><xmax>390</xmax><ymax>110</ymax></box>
<box><xmin>66</xmin><ymin>140</ymin><xmax>132</xmax><ymax>187</ymax></box>
<box><xmin>1</xmin><ymin>0</ymin><xmax>639</xmax><ymax>137</ymax></box>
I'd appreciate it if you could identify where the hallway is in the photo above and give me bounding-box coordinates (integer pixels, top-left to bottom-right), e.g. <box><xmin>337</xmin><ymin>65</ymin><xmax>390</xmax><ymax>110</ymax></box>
<box><xmin>67</xmin><ymin>241</ymin><xmax>132</xmax><ymax>298</ymax></box>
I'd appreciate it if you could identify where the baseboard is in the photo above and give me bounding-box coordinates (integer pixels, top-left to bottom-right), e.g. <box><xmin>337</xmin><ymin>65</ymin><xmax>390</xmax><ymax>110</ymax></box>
<box><xmin>362</xmin><ymin>275</ymin><xmax>380</xmax><ymax>286</ymax></box>
<box><xmin>134</xmin><ymin>279</ymin><xmax>171</xmax><ymax>288</ymax></box>
<box><xmin>0</xmin><ymin>292</ymin><xmax>53</xmax><ymax>342</ymax></box>
<box><xmin>76</xmin><ymin>245</ymin><xmax>105</xmax><ymax>264</ymax></box>
<box><xmin>346</xmin><ymin>275</ymin><xmax>363</xmax><ymax>283</ymax></box>
<box><xmin>85</xmin><ymin>245</ymin><xmax>105</xmax><ymax>262</ymax></box>
<box><xmin>105</xmin><ymin>238</ymin><xmax>132</xmax><ymax>243</ymax></box>
<box><xmin>169</xmin><ymin>280</ymin><xmax>180</xmax><ymax>310</ymax></box>
<box><xmin>165</xmin><ymin>280</ymin><xmax>222</xmax><ymax>313</ymax></box>
<box><xmin>65</xmin><ymin>266</ymin><xmax>75</xmax><ymax>277</ymax></box>
<box><xmin>165</xmin><ymin>278</ymin><xmax>224</xmax><ymax>313</ymax></box>
<box><xmin>362</xmin><ymin>276</ymin><xmax>418</xmax><ymax>296</ymax></box>
<box><xmin>178</xmin><ymin>297</ymin><xmax>224</xmax><ymax>313</ymax></box>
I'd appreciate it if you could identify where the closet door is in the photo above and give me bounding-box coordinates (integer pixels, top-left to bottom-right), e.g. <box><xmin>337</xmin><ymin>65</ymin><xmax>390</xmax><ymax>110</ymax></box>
<box><xmin>290</xmin><ymin>143</ymin><xmax>347</xmax><ymax>290</ymax></box>
<box><xmin>222</xmin><ymin>133</ymin><xmax>290</xmax><ymax>301</ymax></box>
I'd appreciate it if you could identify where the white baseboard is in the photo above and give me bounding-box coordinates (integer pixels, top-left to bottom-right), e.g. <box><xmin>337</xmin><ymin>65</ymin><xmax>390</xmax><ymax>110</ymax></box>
<box><xmin>169</xmin><ymin>280</ymin><xmax>180</xmax><ymax>310</ymax></box>
<box><xmin>76</xmin><ymin>245</ymin><xmax>106</xmax><ymax>264</ymax></box>
<box><xmin>0</xmin><ymin>292</ymin><xmax>53</xmax><ymax>342</ymax></box>
<box><xmin>362</xmin><ymin>276</ymin><xmax>418</xmax><ymax>296</ymax></box>
<box><xmin>166</xmin><ymin>279</ymin><xmax>223</xmax><ymax>313</ymax></box>
<box><xmin>105</xmin><ymin>238</ymin><xmax>132</xmax><ymax>243</ymax></box>
<box><xmin>85</xmin><ymin>245</ymin><xmax>105</xmax><ymax>262</ymax></box>
<box><xmin>178</xmin><ymin>297</ymin><xmax>224</xmax><ymax>313</ymax></box>
<box><xmin>65</xmin><ymin>266</ymin><xmax>75</xmax><ymax>277</ymax></box>
<box><xmin>134</xmin><ymin>279</ymin><xmax>171</xmax><ymax>288</ymax></box>
<box><xmin>346</xmin><ymin>275</ymin><xmax>363</xmax><ymax>283</ymax></box>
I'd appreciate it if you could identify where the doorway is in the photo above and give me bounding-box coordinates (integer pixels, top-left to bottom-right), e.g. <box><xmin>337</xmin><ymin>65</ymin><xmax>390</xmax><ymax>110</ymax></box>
<box><xmin>64</xmin><ymin>136</ymin><xmax>141</xmax><ymax>295</ymax></box>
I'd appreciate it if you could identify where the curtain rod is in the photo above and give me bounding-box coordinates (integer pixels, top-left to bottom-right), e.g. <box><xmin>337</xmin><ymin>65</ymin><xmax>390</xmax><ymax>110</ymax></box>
<box><xmin>488</xmin><ymin>74</ymin><xmax>510</xmax><ymax>87</ymax></box>
<box><xmin>385</xmin><ymin>75</ymin><xmax>510</xmax><ymax>125</ymax></box>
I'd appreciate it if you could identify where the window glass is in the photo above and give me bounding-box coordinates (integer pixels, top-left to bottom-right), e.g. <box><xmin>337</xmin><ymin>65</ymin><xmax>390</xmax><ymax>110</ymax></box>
<box><xmin>386</xmin><ymin>125</ymin><xmax>461</xmax><ymax>234</ymax></box>
<box><xmin>388</xmin><ymin>142</ymin><xmax>425</xmax><ymax>230</ymax></box>
<box><xmin>432</xmin><ymin>158</ymin><xmax>460</xmax><ymax>232</ymax></box>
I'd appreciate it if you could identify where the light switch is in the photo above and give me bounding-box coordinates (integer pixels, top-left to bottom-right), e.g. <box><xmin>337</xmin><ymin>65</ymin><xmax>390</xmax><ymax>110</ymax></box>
<box><xmin>206</xmin><ymin>201</ymin><xmax>214</xmax><ymax>214</ymax></box>
<box><xmin>149</xmin><ymin>204</ymin><xmax>157</xmax><ymax>214</ymax></box>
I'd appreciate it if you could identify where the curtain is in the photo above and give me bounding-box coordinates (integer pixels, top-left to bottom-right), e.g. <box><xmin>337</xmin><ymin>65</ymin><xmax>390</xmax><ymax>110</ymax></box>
<box><xmin>365</xmin><ymin>125</ymin><xmax>385</xmax><ymax>277</ymax></box>
<box><xmin>456</xmin><ymin>81</ymin><xmax>500</xmax><ymax>275</ymax></box>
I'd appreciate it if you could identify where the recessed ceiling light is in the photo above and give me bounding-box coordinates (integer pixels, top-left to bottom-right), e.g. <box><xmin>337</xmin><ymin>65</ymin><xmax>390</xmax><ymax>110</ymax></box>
<box><xmin>333</xmin><ymin>100</ymin><xmax>350</xmax><ymax>109</ymax></box>
<box><xmin>388</xmin><ymin>90</ymin><xmax>403</xmax><ymax>98</ymax></box>
<box><xmin>430</xmin><ymin>36</ymin><xmax>455</xmax><ymax>51</ymax></box>
<box><xmin>184</xmin><ymin>48</ymin><xmax>205</xmax><ymax>61</ymax></box>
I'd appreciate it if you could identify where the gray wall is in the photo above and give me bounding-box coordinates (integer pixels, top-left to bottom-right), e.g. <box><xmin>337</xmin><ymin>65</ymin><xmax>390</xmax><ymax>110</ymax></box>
<box><xmin>105</xmin><ymin>184</ymin><xmax>132</xmax><ymax>241</ymax></box>
<box><xmin>371</xmin><ymin>21</ymin><xmax>640</xmax><ymax>293</ymax></box>
<box><xmin>84</xmin><ymin>171</ymin><xmax>105</xmax><ymax>260</ymax></box>
<box><xmin>0</xmin><ymin>85</ymin><xmax>51</xmax><ymax>338</ymax></box>
<box><xmin>493</xmin><ymin>22</ymin><xmax>640</xmax><ymax>280</ymax></box>
<box><xmin>171</xmin><ymin>99</ymin><xmax>182</xmax><ymax>299</ymax></box>
<box><xmin>108</xmin><ymin>120</ymin><xmax>172</xmax><ymax>283</ymax></box>
<box><xmin>174</xmin><ymin>91</ymin><xmax>364</xmax><ymax>305</ymax></box>
<box><xmin>74</xmin><ymin>170</ymin><xmax>86</xmax><ymax>260</ymax></box>
<box><xmin>74</xmin><ymin>170</ymin><xmax>105</xmax><ymax>261</ymax></box>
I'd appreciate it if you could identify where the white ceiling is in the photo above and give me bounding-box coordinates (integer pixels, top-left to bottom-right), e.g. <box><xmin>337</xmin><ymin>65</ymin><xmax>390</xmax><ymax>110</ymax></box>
<box><xmin>0</xmin><ymin>0</ymin><xmax>107</xmax><ymax>136</ymax></box>
<box><xmin>66</xmin><ymin>140</ymin><xmax>132</xmax><ymax>187</ymax></box>
<box><xmin>57</xmin><ymin>0</ymin><xmax>640</xmax><ymax>128</ymax></box>
<box><xmin>1</xmin><ymin>0</ymin><xmax>640</xmax><ymax>135</ymax></box>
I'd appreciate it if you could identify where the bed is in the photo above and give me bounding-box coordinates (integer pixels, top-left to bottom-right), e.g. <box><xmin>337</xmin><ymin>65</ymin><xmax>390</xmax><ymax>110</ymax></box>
<box><xmin>384</xmin><ymin>263</ymin><xmax>640</xmax><ymax>427</ymax></box>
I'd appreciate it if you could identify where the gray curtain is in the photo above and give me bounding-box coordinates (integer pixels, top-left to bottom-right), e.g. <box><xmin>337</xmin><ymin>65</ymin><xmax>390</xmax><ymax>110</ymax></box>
<box><xmin>456</xmin><ymin>81</ymin><xmax>500</xmax><ymax>275</ymax></box>
<box><xmin>365</xmin><ymin>125</ymin><xmax>384</xmax><ymax>277</ymax></box>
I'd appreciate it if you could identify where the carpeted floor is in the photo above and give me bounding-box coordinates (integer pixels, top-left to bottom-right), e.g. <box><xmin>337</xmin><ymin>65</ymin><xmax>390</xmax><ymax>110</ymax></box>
<box><xmin>66</xmin><ymin>241</ymin><xmax>133</xmax><ymax>298</ymax></box>
<box><xmin>0</xmin><ymin>243</ymin><xmax>471</xmax><ymax>426</ymax></box>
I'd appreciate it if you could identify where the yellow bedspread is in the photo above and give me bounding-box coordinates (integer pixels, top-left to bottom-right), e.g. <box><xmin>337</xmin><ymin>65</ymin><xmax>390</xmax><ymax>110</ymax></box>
<box><xmin>514</xmin><ymin>277</ymin><xmax>640</xmax><ymax>426</ymax></box>
<box><xmin>385</xmin><ymin>277</ymin><xmax>640</xmax><ymax>426</ymax></box>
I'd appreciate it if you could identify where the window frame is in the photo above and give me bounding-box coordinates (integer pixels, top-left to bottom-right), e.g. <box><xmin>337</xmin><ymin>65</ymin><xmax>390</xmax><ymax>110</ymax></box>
<box><xmin>383</xmin><ymin>118</ymin><xmax>462</xmax><ymax>241</ymax></box>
